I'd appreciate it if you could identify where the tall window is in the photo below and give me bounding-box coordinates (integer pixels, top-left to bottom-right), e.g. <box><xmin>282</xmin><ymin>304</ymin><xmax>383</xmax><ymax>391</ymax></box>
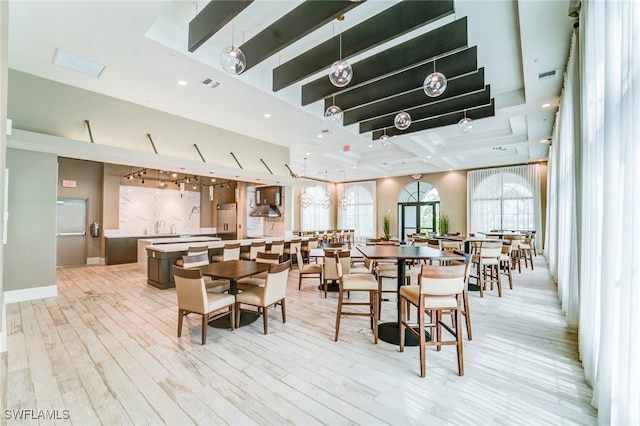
<box><xmin>300</xmin><ymin>184</ymin><xmax>331</xmax><ymax>231</ymax></box>
<box><xmin>467</xmin><ymin>165</ymin><xmax>541</xmax><ymax>235</ymax></box>
<box><xmin>337</xmin><ymin>181</ymin><xmax>375</xmax><ymax>242</ymax></box>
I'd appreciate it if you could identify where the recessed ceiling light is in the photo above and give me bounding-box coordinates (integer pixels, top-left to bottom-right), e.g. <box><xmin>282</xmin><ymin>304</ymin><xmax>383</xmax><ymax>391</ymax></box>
<box><xmin>368</xmin><ymin>144</ymin><xmax>373</xmax><ymax>148</ymax></box>
<box><xmin>352</xmin><ymin>166</ymin><xmax>357</xmax><ymax>169</ymax></box>
<box><xmin>427</xmin><ymin>155</ymin><xmax>432</xmax><ymax>159</ymax></box>
<box><xmin>52</xmin><ymin>48</ymin><xmax>105</xmax><ymax>78</ymax></box>
<box><xmin>317</xmin><ymin>134</ymin><xmax>323</xmax><ymax>138</ymax></box>
<box><xmin>178</xmin><ymin>80</ymin><xmax>188</xmax><ymax>86</ymax></box>
<box><xmin>264</xmin><ymin>113</ymin><xmax>271</xmax><ymax>118</ymax></box>
<box><xmin>306</xmin><ymin>152</ymin><xmax>311</xmax><ymax>156</ymax></box>
<box><xmin>201</xmin><ymin>78</ymin><xmax>220</xmax><ymax>88</ymax></box>
<box><xmin>541</xmin><ymin>103</ymin><xmax>551</xmax><ymax>108</ymax></box>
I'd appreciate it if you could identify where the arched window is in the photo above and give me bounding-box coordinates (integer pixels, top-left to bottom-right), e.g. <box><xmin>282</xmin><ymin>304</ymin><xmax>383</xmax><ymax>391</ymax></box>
<box><xmin>300</xmin><ymin>184</ymin><xmax>331</xmax><ymax>231</ymax></box>
<box><xmin>468</xmin><ymin>165</ymin><xmax>541</xmax><ymax>234</ymax></box>
<box><xmin>397</xmin><ymin>182</ymin><xmax>440</xmax><ymax>238</ymax></box>
<box><xmin>337</xmin><ymin>181</ymin><xmax>376</xmax><ymax>242</ymax></box>
<box><xmin>398</xmin><ymin>181</ymin><xmax>440</xmax><ymax>203</ymax></box>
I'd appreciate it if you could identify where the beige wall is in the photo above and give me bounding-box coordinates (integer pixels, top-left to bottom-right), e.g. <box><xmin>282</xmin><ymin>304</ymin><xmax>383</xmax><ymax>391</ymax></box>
<box><xmin>376</xmin><ymin>171</ymin><xmax>467</xmax><ymax>238</ymax></box>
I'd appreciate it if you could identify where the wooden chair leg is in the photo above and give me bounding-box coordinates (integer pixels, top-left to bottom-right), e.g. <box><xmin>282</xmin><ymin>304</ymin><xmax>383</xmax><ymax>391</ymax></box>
<box><xmin>377</xmin><ymin>275</ymin><xmax>383</xmax><ymax>320</ymax></box>
<box><xmin>436</xmin><ymin>310</ymin><xmax>442</xmax><ymax>352</ymax></box>
<box><xmin>235</xmin><ymin>303</ymin><xmax>241</xmax><ymax>329</ymax></box>
<box><xmin>372</xmin><ymin>290</ymin><xmax>378</xmax><ymax>344</ymax></box>
<box><xmin>263</xmin><ymin>307</ymin><xmax>269</xmax><ymax>335</ymax></box>
<box><xmin>334</xmin><ymin>289</ymin><xmax>344</xmax><ymax>341</ymax></box>
<box><xmin>177</xmin><ymin>309</ymin><xmax>184</xmax><ymax>337</ymax></box>
<box><xmin>477</xmin><ymin>262</ymin><xmax>484</xmax><ymax>298</ymax></box>
<box><xmin>298</xmin><ymin>274</ymin><xmax>302</xmax><ymax>290</ymax></box>
<box><xmin>201</xmin><ymin>314</ymin><xmax>208</xmax><ymax>345</ymax></box>
<box><xmin>455</xmin><ymin>305</ymin><xmax>464</xmax><ymax>376</ymax></box>
<box><xmin>229</xmin><ymin>305</ymin><xmax>235</xmax><ymax>331</ymax></box>
<box><xmin>463</xmin><ymin>290</ymin><xmax>472</xmax><ymax>340</ymax></box>
<box><xmin>419</xmin><ymin>303</ymin><xmax>426</xmax><ymax>378</ymax></box>
<box><xmin>281</xmin><ymin>298</ymin><xmax>286</xmax><ymax>324</ymax></box>
<box><xmin>399</xmin><ymin>297</ymin><xmax>406</xmax><ymax>351</ymax></box>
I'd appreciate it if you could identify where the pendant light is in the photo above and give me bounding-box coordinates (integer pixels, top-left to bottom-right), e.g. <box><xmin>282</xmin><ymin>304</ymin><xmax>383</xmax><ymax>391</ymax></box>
<box><xmin>458</xmin><ymin>109</ymin><xmax>473</xmax><ymax>134</ymax></box>
<box><xmin>394</xmin><ymin>111</ymin><xmax>411</xmax><ymax>130</ymax></box>
<box><xmin>321</xmin><ymin>171</ymin><xmax>334</xmax><ymax>209</ymax></box>
<box><xmin>220</xmin><ymin>21</ymin><xmax>246</xmax><ymax>75</ymax></box>
<box><xmin>339</xmin><ymin>170</ymin><xmax>349</xmax><ymax>210</ymax></box>
<box><xmin>325</xmin><ymin>95</ymin><xmax>343</xmax><ymax>123</ymax></box>
<box><xmin>379</xmin><ymin>128</ymin><xmax>392</xmax><ymax>149</ymax></box>
<box><xmin>329</xmin><ymin>16</ymin><xmax>353</xmax><ymax>88</ymax></box>
<box><xmin>297</xmin><ymin>158</ymin><xmax>313</xmax><ymax>207</ymax></box>
<box><xmin>423</xmin><ymin>60</ymin><xmax>447</xmax><ymax>97</ymax></box>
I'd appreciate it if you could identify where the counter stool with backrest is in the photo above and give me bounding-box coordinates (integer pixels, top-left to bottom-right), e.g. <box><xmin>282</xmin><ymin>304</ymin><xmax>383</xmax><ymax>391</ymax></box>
<box><xmin>175</xmin><ymin>245</ymin><xmax>209</xmax><ymax>267</ymax></box>
<box><xmin>519</xmin><ymin>233</ymin><xmax>535</xmax><ymax>270</ymax></box>
<box><xmin>235</xmin><ymin>261</ymin><xmax>291</xmax><ymax>335</ymax></box>
<box><xmin>266</xmin><ymin>239</ymin><xmax>284</xmax><ymax>261</ymax></box>
<box><xmin>331</xmin><ymin>253</ymin><xmax>379</xmax><ymax>344</ymax></box>
<box><xmin>172</xmin><ymin>266</ymin><xmax>236</xmax><ymax>345</ymax></box>
<box><xmin>211</xmin><ymin>243</ymin><xmax>241</xmax><ymax>263</ymax></box>
<box><xmin>469</xmin><ymin>240</ymin><xmax>503</xmax><ymax>297</ymax></box>
<box><xmin>282</xmin><ymin>238</ymin><xmax>301</xmax><ymax>265</ymax></box>
<box><xmin>399</xmin><ymin>264</ymin><xmax>466</xmax><ymax>377</ymax></box>
<box><xmin>322</xmin><ymin>250</ymin><xmax>351</xmax><ymax>298</ymax></box>
<box><xmin>240</xmin><ymin>241</ymin><xmax>266</xmax><ymax>261</ymax></box>
<box><xmin>301</xmin><ymin>237</ymin><xmax>319</xmax><ymax>263</ymax></box>
<box><xmin>375</xmin><ymin>262</ymin><xmax>410</xmax><ymax>319</ymax></box>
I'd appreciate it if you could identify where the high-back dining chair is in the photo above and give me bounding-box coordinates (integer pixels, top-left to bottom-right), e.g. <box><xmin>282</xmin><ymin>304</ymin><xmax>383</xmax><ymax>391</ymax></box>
<box><xmin>235</xmin><ymin>261</ymin><xmax>291</xmax><ymax>334</ymax></box>
<box><xmin>296</xmin><ymin>247</ymin><xmax>323</xmax><ymax>291</ymax></box>
<box><xmin>173</xmin><ymin>266</ymin><xmax>236</xmax><ymax>344</ymax></box>
<box><xmin>283</xmin><ymin>238</ymin><xmax>302</xmax><ymax>264</ymax></box>
<box><xmin>175</xmin><ymin>245</ymin><xmax>209</xmax><ymax>266</ymax></box>
<box><xmin>237</xmin><ymin>251</ymin><xmax>281</xmax><ymax>291</ymax></box>
<box><xmin>211</xmin><ymin>243</ymin><xmax>241</xmax><ymax>262</ymax></box>
<box><xmin>469</xmin><ymin>241</ymin><xmax>503</xmax><ymax>297</ymax></box>
<box><xmin>399</xmin><ymin>264</ymin><xmax>466</xmax><ymax>377</ymax></box>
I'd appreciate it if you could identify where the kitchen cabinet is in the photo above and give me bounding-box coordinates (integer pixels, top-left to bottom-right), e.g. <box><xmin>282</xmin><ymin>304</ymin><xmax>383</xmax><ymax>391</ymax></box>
<box><xmin>105</xmin><ymin>237</ymin><xmax>138</xmax><ymax>265</ymax></box>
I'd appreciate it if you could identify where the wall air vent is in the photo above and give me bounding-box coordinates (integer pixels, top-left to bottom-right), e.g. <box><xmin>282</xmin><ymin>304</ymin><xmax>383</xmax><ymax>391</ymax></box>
<box><xmin>537</xmin><ymin>69</ymin><xmax>558</xmax><ymax>80</ymax></box>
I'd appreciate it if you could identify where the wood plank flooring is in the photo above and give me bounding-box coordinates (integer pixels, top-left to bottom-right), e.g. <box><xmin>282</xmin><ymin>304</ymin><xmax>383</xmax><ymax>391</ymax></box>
<box><xmin>3</xmin><ymin>256</ymin><xmax>597</xmax><ymax>425</ymax></box>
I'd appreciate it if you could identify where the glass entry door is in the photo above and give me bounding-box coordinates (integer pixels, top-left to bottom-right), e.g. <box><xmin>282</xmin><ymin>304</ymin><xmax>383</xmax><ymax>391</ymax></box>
<box><xmin>398</xmin><ymin>202</ymin><xmax>439</xmax><ymax>241</ymax></box>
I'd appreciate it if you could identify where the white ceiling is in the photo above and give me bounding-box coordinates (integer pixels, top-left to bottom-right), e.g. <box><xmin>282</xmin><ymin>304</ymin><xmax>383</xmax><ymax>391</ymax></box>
<box><xmin>7</xmin><ymin>0</ymin><xmax>574</xmax><ymax>183</ymax></box>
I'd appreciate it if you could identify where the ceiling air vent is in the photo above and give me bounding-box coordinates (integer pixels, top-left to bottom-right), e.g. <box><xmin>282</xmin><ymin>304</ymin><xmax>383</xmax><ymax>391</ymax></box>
<box><xmin>537</xmin><ymin>69</ymin><xmax>558</xmax><ymax>80</ymax></box>
<box><xmin>201</xmin><ymin>78</ymin><xmax>220</xmax><ymax>88</ymax></box>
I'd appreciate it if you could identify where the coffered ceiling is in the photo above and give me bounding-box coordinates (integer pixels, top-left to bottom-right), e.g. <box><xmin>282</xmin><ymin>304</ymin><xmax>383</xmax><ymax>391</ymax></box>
<box><xmin>6</xmin><ymin>0</ymin><xmax>575</xmax><ymax>184</ymax></box>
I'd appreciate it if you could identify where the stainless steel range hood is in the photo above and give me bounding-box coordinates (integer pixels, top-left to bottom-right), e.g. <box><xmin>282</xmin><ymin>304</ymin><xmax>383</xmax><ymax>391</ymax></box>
<box><xmin>250</xmin><ymin>205</ymin><xmax>281</xmax><ymax>218</ymax></box>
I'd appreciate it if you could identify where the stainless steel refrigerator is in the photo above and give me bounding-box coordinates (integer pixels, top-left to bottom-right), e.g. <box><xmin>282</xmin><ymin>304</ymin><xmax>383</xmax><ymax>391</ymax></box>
<box><xmin>216</xmin><ymin>203</ymin><xmax>237</xmax><ymax>239</ymax></box>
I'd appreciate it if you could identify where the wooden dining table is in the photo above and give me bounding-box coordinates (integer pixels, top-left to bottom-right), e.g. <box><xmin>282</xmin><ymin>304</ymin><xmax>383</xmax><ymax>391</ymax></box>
<box><xmin>357</xmin><ymin>244</ymin><xmax>465</xmax><ymax>346</ymax></box>
<box><xmin>199</xmin><ymin>260</ymin><xmax>271</xmax><ymax>328</ymax></box>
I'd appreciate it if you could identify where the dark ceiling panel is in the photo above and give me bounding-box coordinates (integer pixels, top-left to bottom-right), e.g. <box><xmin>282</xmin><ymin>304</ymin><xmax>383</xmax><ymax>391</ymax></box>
<box><xmin>323</xmin><ymin>47</ymin><xmax>478</xmax><ymax>111</ymax></box>
<box><xmin>188</xmin><ymin>0</ymin><xmax>254</xmax><ymax>53</ymax></box>
<box><xmin>273</xmin><ymin>0</ymin><xmax>454</xmax><ymax>91</ymax></box>
<box><xmin>343</xmin><ymin>68</ymin><xmax>486</xmax><ymax>126</ymax></box>
<box><xmin>241</xmin><ymin>0</ymin><xmax>362</xmax><ymax>72</ymax></box>
<box><xmin>300</xmin><ymin>17</ymin><xmax>468</xmax><ymax>105</ymax></box>
<box><xmin>371</xmin><ymin>99</ymin><xmax>496</xmax><ymax>139</ymax></box>
<box><xmin>360</xmin><ymin>85</ymin><xmax>491</xmax><ymax>133</ymax></box>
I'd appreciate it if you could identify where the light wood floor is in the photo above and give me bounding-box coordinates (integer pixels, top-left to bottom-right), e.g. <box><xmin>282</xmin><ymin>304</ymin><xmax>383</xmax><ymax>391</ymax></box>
<box><xmin>4</xmin><ymin>256</ymin><xmax>597</xmax><ymax>425</ymax></box>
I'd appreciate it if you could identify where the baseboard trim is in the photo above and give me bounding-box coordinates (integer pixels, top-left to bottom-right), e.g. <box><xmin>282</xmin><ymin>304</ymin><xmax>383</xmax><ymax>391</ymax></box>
<box><xmin>87</xmin><ymin>257</ymin><xmax>105</xmax><ymax>265</ymax></box>
<box><xmin>4</xmin><ymin>285</ymin><xmax>58</xmax><ymax>304</ymax></box>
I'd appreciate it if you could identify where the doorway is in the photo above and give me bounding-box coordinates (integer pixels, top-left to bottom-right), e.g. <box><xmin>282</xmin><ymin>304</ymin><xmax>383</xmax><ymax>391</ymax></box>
<box><xmin>56</xmin><ymin>198</ymin><xmax>87</xmax><ymax>266</ymax></box>
<box><xmin>398</xmin><ymin>202</ymin><xmax>440</xmax><ymax>241</ymax></box>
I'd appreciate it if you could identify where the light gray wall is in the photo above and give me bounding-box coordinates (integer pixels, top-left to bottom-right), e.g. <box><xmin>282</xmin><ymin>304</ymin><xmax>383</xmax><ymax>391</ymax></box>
<box><xmin>3</xmin><ymin>148</ymin><xmax>57</xmax><ymax>291</ymax></box>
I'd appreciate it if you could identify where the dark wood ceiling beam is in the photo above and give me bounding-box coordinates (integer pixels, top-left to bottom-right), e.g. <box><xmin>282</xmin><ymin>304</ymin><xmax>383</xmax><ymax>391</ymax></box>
<box><xmin>323</xmin><ymin>47</ymin><xmax>478</xmax><ymax>111</ymax></box>
<box><xmin>360</xmin><ymin>85</ymin><xmax>491</xmax><ymax>133</ymax></box>
<box><xmin>273</xmin><ymin>0</ymin><xmax>454</xmax><ymax>91</ymax></box>
<box><xmin>371</xmin><ymin>99</ymin><xmax>496</xmax><ymax>139</ymax></box>
<box><xmin>188</xmin><ymin>0</ymin><xmax>254</xmax><ymax>53</ymax></box>
<box><xmin>300</xmin><ymin>17</ymin><xmax>468</xmax><ymax>105</ymax></box>
<box><xmin>343</xmin><ymin>68</ymin><xmax>486</xmax><ymax>126</ymax></box>
<box><xmin>241</xmin><ymin>0</ymin><xmax>362</xmax><ymax>72</ymax></box>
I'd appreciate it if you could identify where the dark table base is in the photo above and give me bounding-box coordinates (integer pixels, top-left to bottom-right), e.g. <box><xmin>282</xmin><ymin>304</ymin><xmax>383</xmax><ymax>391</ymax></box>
<box><xmin>468</xmin><ymin>283</ymin><xmax>481</xmax><ymax>292</ymax></box>
<box><xmin>209</xmin><ymin>312</ymin><xmax>258</xmax><ymax>329</ymax></box>
<box><xmin>317</xmin><ymin>282</ymin><xmax>340</xmax><ymax>293</ymax></box>
<box><xmin>378</xmin><ymin>322</ymin><xmax>430</xmax><ymax>346</ymax></box>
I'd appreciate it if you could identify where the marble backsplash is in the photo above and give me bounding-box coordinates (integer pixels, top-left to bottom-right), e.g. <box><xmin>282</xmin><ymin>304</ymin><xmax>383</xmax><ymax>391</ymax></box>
<box><xmin>119</xmin><ymin>185</ymin><xmax>201</xmax><ymax>235</ymax></box>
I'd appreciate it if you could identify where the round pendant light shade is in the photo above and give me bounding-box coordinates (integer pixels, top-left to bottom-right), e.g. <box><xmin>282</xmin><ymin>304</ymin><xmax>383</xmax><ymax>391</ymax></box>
<box><xmin>220</xmin><ymin>46</ymin><xmax>246</xmax><ymax>75</ymax></box>
<box><xmin>379</xmin><ymin>128</ymin><xmax>392</xmax><ymax>148</ymax></box>
<box><xmin>325</xmin><ymin>104</ymin><xmax>343</xmax><ymax>123</ymax></box>
<box><xmin>329</xmin><ymin>59</ymin><xmax>353</xmax><ymax>87</ymax></box>
<box><xmin>458</xmin><ymin>117</ymin><xmax>473</xmax><ymax>134</ymax></box>
<box><xmin>423</xmin><ymin>71</ymin><xmax>447</xmax><ymax>97</ymax></box>
<box><xmin>394</xmin><ymin>111</ymin><xmax>412</xmax><ymax>130</ymax></box>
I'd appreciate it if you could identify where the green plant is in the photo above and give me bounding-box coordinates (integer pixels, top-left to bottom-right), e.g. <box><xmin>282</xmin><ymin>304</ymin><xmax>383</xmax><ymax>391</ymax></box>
<box><xmin>382</xmin><ymin>213</ymin><xmax>391</xmax><ymax>237</ymax></box>
<box><xmin>439</xmin><ymin>213</ymin><xmax>450</xmax><ymax>235</ymax></box>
